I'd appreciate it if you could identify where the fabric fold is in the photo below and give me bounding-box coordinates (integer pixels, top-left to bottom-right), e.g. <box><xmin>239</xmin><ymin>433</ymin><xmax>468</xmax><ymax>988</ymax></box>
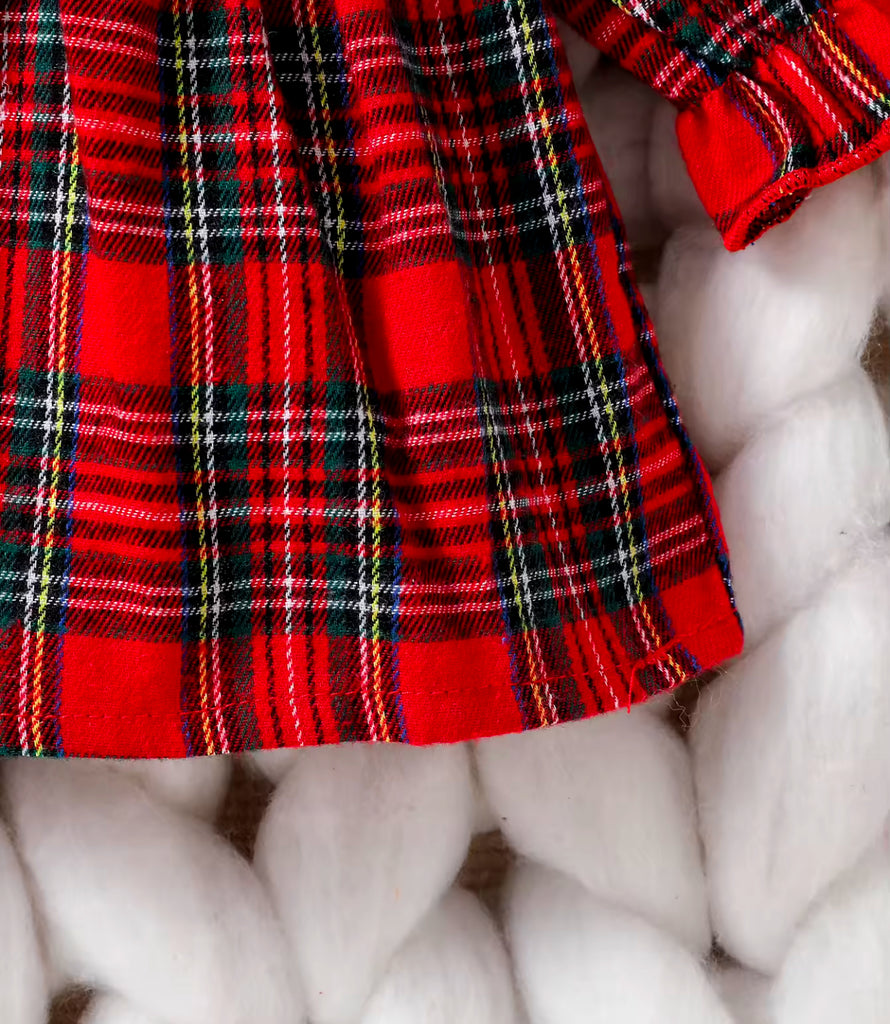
<box><xmin>0</xmin><ymin>0</ymin><xmax>745</xmax><ymax>757</ymax></box>
<box><xmin>676</xmin><ymin>0</ymin><xmax>890</xmax><ymax>249</ymax></box>
<box><xmin>549</xmin><ymin>0</ymin><xmax>890</xmax><ymax>250</ymax></box>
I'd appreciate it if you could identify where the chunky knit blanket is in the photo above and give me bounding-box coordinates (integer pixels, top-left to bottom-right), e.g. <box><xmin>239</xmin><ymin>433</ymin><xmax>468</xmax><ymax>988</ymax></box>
<box><xmin>6</xmin><ymin>41</ymin><xmax>890</xmax><ymax>1024</ymax></box>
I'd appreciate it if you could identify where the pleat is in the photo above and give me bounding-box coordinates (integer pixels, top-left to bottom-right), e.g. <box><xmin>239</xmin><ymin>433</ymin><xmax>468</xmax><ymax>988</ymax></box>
<box><xmin>0</xmin><ymin>0</ymin><xmax>743</xmax><ymax>756</ymax></box>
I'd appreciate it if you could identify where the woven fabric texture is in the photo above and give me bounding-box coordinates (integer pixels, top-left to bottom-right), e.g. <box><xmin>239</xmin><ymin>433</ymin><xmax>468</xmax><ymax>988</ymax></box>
<box><xmin>0</xmin><ymin>0</ymin><xmax>885</xmax><ymax>756</ymax></box>
<box><xmin>555</xmin><ymin>0</ymin><xmax>890</xmax><ymax>246</ymax></box>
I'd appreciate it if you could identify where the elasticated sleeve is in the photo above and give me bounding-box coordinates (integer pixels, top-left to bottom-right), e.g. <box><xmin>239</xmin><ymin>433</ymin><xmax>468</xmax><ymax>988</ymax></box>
<box><xmin>552</xmin><ymin>0</ymin><xmax>890</xmax><ymax>250</ymax></box>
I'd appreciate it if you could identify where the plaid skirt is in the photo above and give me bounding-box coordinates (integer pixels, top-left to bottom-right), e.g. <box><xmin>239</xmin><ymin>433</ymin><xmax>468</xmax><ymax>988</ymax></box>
<box><xmin>0</xmin><ymin>0</ymin><xmax>887</xmax><ymax>756</ymax></box>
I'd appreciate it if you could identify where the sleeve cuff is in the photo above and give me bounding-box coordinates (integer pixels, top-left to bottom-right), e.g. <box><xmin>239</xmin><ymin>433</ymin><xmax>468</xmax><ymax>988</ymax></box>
<box><xmin>675</xmin><ymin>0</ymin><xmax>890</xmax><ymax>251</ymax></box>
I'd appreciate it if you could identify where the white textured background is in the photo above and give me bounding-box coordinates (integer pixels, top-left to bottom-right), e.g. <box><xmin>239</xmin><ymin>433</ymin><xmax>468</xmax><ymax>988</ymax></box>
<box><xmin>7</xmin><ymin>36</ymin><xmax>890</xmax><ymax>1024</ymax></box>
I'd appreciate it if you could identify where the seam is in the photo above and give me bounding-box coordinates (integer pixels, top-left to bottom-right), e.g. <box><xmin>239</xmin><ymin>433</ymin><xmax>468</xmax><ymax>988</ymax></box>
<box><xmin>726</xmin><ymin>115</ymin><xmax>890</xmax><ymax>249</ymax></box>
<box><xmin>674</xmin><ymin>0</ymin><xmax>885</xmax><ymax>110</ymax></box>
<box><xmin>0</xmin><ymin>611</ymin><xmax>742</xmax><ymax>722</ymax></box>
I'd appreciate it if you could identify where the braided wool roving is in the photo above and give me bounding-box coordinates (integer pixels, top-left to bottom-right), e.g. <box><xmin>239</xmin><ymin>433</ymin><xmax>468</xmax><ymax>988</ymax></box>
<box><xmin>666</xmin><ymin>148</ymin><xmax>890</xmax><ymax>1020</ymax></box>
<box><xmin>655</xmin><ymin>171</ymin><xmax>884</xmax><ymax>471</ymax></box>
<box><xmin>0</xmin><ymin>38</ymin><xmax>889</xmax><ymax>1024</ymax></box>
<box><xmin>475</xmin><ymin>705</ymin><xmax>711</xmax><ymax>955</ymax></box>
<box><xmin>83</xmin><ymin>995</ymin><xmax>158</xmax><ymax>1024</ymax></box>
<box><xmin>0</xmin><ymin>821</ymin><xmax>46</xmax><ymax>1022</ymax></box>
<box><xmin>769</xmin><ymin>842</ymin><xmax>890</xmax><ymax>1024</ymax></box>
<box><xmin>710</xmin><ymin>373</ymin><xmax>890</xmax><ymax>646</ymax></box>
<box><xmin>253</xmin><ymin>743</ymin><xmax>477</xmax><ymax>1024</ymax></box>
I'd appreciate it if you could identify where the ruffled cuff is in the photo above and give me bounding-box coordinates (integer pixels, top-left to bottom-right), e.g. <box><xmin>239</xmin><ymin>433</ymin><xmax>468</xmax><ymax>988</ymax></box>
<box><xmin>676</xmin><ymin>0</ymin><xmax>890</xmax><ymax>251</ymax></box>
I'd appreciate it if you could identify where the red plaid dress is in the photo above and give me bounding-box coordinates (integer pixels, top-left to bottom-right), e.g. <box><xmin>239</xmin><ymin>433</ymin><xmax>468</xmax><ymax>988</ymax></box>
<box><xmin>0</xmin><ymin>0</ymin><xmax>886</xmax><ymax>756</ymax></box>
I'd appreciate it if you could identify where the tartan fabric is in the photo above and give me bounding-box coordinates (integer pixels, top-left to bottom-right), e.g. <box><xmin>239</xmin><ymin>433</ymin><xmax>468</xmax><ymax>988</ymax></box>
<box><xmin>552</xmin><ymin>0</ymin><xmax>890</xmax><ymax>247</ymax></box>
<box><xmin>0</xmin><ymin>0</ymin><xmax>882</xmax><ymax>759</ymax></box>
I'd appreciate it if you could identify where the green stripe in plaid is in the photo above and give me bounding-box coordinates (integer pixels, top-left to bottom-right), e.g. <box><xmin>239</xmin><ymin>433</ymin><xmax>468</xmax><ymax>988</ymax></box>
<box><xmin>0</xmin><ymin>0</ymin><xmax>748</xmax><ymax>756</ymax></box>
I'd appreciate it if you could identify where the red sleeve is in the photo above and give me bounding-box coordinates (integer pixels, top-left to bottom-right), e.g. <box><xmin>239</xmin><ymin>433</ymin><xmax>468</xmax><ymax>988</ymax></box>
<box><xmin>551</xmin><ymin>0</ymin><xmax>890</xmax><ymax>250</ymax></box>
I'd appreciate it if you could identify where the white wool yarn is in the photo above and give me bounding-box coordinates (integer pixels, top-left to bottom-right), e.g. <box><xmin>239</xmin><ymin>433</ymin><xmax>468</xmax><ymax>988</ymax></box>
<box><xmin>0</xmin><ymin>822</ymin><xmax>46</xmax><ymax>1024</ymax></box>
<box><xmin>86</xmin><ymin>893</ymin><xmax>519</xmax><ymax>1024</ymax></box>
<box><xmin>254</xmin><ymin>743</ymin><xmax>475</xmax><ymax>1024</ymax></box>
<box><xmin>652</xmin><ymin>92</ymin><xmax>890</xmax><ymax>1017</ymax></box>
<box><xmin>655</xmin><ymin>168</ymin><xmax>883</xmax><ymax>469</ymax></box>
<box><xmin>248</xmin><ymin>745</ymin><xmax>302</xmax><ymax>787</ymax></box>
<box><xmin>358</xmin><ymin>889</ymin><xmax>518</xmax><ymax>1024</ymax></box>
<box><xmin>693</xmin><ymin>532</ymin><xmax>890</xmax><ymax>974</ymax></box>
<box><xmin>110</xmin><ymin>752</ymin><xmax>232</xmax><ymax>821</ymax></box>
<box><xmin>875</xmin><ymin>154</ymin><xmax>890</xmax><ymax>313</ymax></box>
<box><xmin>554</xmin><ymin>17</ymin><xmax>600</xmax><ymax>88</ymax></box>
<box><xmin>771</xmin><ymin>842</ymin><xmax>890</xmax><ymax>1024</ymax></box>
<box><xmin>577</xmin><ymin>65</ymin><xmax>665</xmax><ymax>249</ymax></box>
<box><xmin>711</xmin><ymin>966</ymin><xmax>772</xmax><ymax>1024</ymax></box>
<box><xmin>0</xmin><ymin>43</ymin><xmax>883</xmax><ymax>1024</ymax></box>
<box><xmin>475</xmin><ymin>711</ymin><xmax>710</xmax><ymax>954</ymax></box>
<box><xmin>83</xmin><ymin>994</ymin><xmax>160</xmax><ymax>1024</ymax></box>
<box><xmin>4</xmin><ymin>759</ymin><xmax>301</xmax><ymax>1024</ymax></box>
<box><xmin>506</xmin><ymin>864</ymin><xmax>733</xmax><ymax>1024</ymax></box>
<box><xmin>474</xmin><ymin>689</ymin><xmax>721</xmax><ymax>1021</ymax></box>
<box><xmin>648</xmin><ymin>101</ymin><xmax>709</xmax><ymax>230</ymax></box>
<box><xmin>713</xmin><ymin>369</ymin><xmax>890</xmax><ymax>645</ymax></box>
